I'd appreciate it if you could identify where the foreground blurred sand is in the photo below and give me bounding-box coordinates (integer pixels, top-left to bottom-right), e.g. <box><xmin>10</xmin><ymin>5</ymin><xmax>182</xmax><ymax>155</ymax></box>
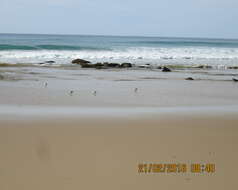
<box><xmin>0</xmin><ymin>67</ymin><xmax>238</xmax><ymax>189</ymax></box>
<box><xmin>0</xmin><ymin>109</ymin><xmax>238</xmax><ymax>190</ymax></box>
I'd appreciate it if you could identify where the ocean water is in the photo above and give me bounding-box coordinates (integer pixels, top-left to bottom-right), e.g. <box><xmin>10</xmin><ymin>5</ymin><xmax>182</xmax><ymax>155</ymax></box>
<box><xmin>0</xmin><ymin>33</ymin><xmax>238</xmax><ymax>69</ymax></box>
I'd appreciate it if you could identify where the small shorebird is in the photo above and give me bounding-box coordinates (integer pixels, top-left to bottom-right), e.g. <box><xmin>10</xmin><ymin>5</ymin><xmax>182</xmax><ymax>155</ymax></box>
<box><xmin>44</xmin><ymin>82</ymin><xmax>48</xmax><ymax>87</ymax></box>
<box><xmin>93</xmin><ymin>90</ymin><xmax>97</xmax><ymax>96</ymax></box>
<box><xmin>134</xmin><ymin>88</ymin><xmax>138</xmax><ymax>93</ymax></box>
<box><xmin>69</xmin><ymin>90</ymin><xmax>74</xmax><ymax>96</ymax></box>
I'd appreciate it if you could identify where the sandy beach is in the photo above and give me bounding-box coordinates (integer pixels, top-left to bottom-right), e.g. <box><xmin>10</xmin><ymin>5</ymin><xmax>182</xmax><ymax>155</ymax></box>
<box><xmin>1</xmin><ymin>0</ymin><xmax>238</xmax><ymax>185</ymax></box>
<box><xmin>0</xmin><ymin>64</ymin><xmax>238</xmax><ymax>189</ymax></box>
<box><xmin>1</xmin><ymin>66</ymin><xmax>238</xmax><ymax>107</ymax></box>
<box><xmin>0</xmin><ymin>108</ymin><xmax>238</xmax><ymax>190</ymax></box>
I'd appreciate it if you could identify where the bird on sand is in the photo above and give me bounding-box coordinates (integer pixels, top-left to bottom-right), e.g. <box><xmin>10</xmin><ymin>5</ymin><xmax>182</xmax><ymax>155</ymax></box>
<box><xmin>93</xmin><ymin>90</ymin><xmax>97</xmax><ymax>96</ymax></box>
<box><xmin>44</xmin><ymin>82</ymin><xmax>48</xmax><ymax>87</ymax></box>
<box><xmin>232</xmin><ymin>78</ymin><xmax>238</xmax><ymax>82</ymax></box>
<box><xmin>134</xmin><ymin>88</ymin><xmax>138</xmax><ymax>93</ymax></box>
<box><xmin>69</xmin><ymin>90</ymin><xmax>74</xmax><ymax>96</ymax></box>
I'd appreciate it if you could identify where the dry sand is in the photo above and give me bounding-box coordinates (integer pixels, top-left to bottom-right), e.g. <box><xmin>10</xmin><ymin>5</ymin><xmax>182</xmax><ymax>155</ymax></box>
<box><xmin>0</xmin><ymin>111</ymin><xmax>238</xmax><ymax>190</ymax></box>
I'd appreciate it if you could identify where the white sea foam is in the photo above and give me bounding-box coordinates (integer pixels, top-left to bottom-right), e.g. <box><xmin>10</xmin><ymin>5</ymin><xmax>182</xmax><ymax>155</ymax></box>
<box><xmin>0</xmin><ymin>47</ymin><xmax>238</xmax><ymax>66</ymax></box>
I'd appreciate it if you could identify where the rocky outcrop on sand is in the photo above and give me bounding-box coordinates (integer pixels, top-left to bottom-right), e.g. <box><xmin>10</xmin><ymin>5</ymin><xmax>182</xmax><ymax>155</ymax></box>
<box><xmin>39</xmin><ymin>61</ymin><xmax>55</xmax><ymax>65</ymax></box>
<box><xmin>185</xmin><ymin>77</ymin><xmax>194</xmax><ymax>80</ymax></box>
<box><xmin>72</xmin><ymin>59</ymin><xmax>91</xmax><ymax>64</ymax></box>
<box><xmin>71</xmin><ymin>59</ymin><xmax>133</xmax><ymax>69</ymax></box>
<box><xmin>228</xmin><ymin>66</ymin><xmax>238</xmax><ymax>69</ymax></box>
<box><xmin>121</xmin><ymin>63</ymin><xmax>132</xmax><ymax>68</ymax></box>
<box><xmin>45</xmin><ymin>61</ymin><xmax>55</xmax><ymax>64</ymax></box>
<box><xmin>95</xmin><ymin>62</ymin><xmax>131</xmax><ymax>69</ymax></box>
<box><xmin>162</xmin><ymin>67</ymin><xmax>172</xmax><ymax>72</ymax></box>
<box><xmin>103</xmin><ymin>62</ymin><xmax>120</xmax><ymax>68</ymax></box>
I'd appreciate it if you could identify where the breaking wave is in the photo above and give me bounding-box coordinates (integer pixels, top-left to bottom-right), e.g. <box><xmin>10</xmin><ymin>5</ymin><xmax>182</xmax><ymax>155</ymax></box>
<box><xmin>0</xmin><ymin>34</ymin><xmax>238</xmax><ymax>69</ymax></box>
<box><xmin>0</xmin><ymin>47</ymin><xmax>238</xmax><ymax>60</ymax></box>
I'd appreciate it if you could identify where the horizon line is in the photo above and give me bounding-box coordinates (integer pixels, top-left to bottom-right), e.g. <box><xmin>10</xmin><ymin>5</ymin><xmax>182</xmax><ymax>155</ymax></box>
<box><xmin>0</xmin><ymin>32</ymin><xmax>238</xmax><ymax>41</ymax></box>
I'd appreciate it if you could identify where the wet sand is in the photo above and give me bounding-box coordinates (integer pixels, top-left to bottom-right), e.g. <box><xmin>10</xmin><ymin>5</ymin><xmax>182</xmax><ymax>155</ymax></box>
<box><xmin>0</xmin><ymin>67</ymin><xmax>238</xmax><ymax>189</ymax></box>
<box><xmin>0</xmin><ymin>66</ymin><xmax>238</xmax><ymax>107</ymax></box>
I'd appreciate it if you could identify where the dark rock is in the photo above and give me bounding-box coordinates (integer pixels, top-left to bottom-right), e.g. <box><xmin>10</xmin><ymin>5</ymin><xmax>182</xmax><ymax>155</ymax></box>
<box><xmin>232</xmin><ymin>78</ymin><xmax>238</xmax><ymax>82</ymax></box>
<box><xmin>162</xmin><ymin>67</ymin><xmax>171</xmax><ymax>72</ymax></box>
<box><xmin>45</xmin><ymin>61</ymin><xmax>55</xmax><ymax>64</ymax></box>
<box><xmin>104</xmin><ymin>62</ymin><xmax>120</xmax><ymax>68</ymax></box>
<box><xmin>95</xmin><ymin>63</ymin><xmax>105</xmax><ymax>69</ymax></box>
<box><xmin>228</xmin><ymin>66</ymin><xmax>238</xmax><ymax>69</ymax></box>
<box><xmin>81</xmin><ymin>63</ymin><xmax>95</xmax><ymax>68</ymax></box>
<box><xmin>72</xmin><ymin>59</ymin><xmax>91</xmax><ymax>64</ymax></box>
<box><xmin>121</xmin><ymin>63</ymin><xmax>132</xmax><ymax>68</ymax></box>
<box><xmin>95</xmin><ymin>63</ymin><xmax>104</xmax><ymax>66</ymax></box>
<box><xmin>93</xmin><ymin>62</ymin><xmax>120</xmax><ymax>69</ymax></box>
<box><xmin>39</xmin><ymin>60</ymin><xmax>55</xmax><ymax>65</ymax></box>
<box><xmin>185</xmin><ymin>77</ymin><xmax>194</xmax><ymax>80</ymax></box>
<box><xmin>73</xmin><ymin>60</ymin><xmax>132</xmax><ymax>69</ymax></box>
